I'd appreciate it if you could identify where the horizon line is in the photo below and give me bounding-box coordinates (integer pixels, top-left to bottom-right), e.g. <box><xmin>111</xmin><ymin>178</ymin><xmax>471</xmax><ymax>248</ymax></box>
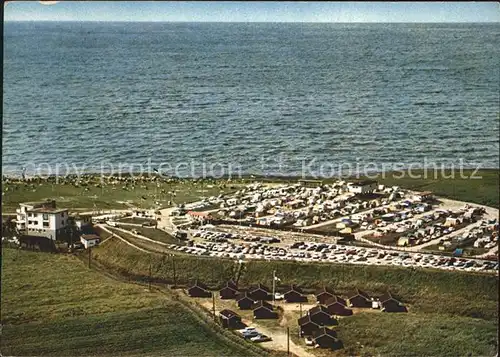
<box><xmin>5</xmin><ymin>20</ymin><xmax>500</xmax><ymax>24</ymax></box>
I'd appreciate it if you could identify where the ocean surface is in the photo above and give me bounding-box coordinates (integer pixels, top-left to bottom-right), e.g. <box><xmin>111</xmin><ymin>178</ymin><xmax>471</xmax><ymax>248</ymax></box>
<box><xmin>3</xmin><ymin>22</ymin><xmax>500</xmax><ymax>178</ymax></box>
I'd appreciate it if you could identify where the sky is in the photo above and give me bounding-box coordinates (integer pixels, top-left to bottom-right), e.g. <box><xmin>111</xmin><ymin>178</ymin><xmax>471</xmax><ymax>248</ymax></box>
<box><xmin>4</xmin><ymin>1</ymin><xmax>500</xmax><ymax>23</ymax></box>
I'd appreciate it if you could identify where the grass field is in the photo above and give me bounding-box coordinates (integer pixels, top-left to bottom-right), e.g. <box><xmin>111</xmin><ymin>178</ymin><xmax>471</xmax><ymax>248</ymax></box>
<box><xmin>117</xmin><ymin>217</ymin><xmax>156</xmax><ymax>224</ymax></box>
<box><xmin>0</xmin><ymin>248</ymin><xmax>267</xmax><ymax>357</ymax></box>
<box><xmin>1</xmin><ymin>178</ymin><xmax>242</xmax><ymax>212</ymax></box>
<box><xmin>2</xmin><ymin>169</ymin><xmax>498</xmax><ymax>214</ymax></box>
<box><xmin>116</xmin><ymin>225</ymin><xmax>181</xmax><ymax>245</ymax></box>
<box><xmin>336</xmin><ymin>312</ymin><xmax>498</xmax><ymax>357</ymax></box>
<box><xmin>93</xmin><ymin>238</ymin><xmax>498</xmax><ymax>318</ymax></box>
<box><xmin>89</xmin><ymin>238</ymin><xmax>498</xmax><ymax>355</ymax></box>
<box><xmin>370</xmin><ymin>169</ymin><xmax>499</xmax><ymax>208</ymax></box>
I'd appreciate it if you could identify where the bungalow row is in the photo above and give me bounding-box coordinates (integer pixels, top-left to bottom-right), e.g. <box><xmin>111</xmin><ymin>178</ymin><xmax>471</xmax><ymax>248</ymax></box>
<box><xmin>221</xmin><ymin>282</ymin><xmax>308</xmax><ymax>303</ymax></box>
<box><xmin>315</xmin><ymin>287</ymin><xmax>407</xmax><ymax>312</ymax></box>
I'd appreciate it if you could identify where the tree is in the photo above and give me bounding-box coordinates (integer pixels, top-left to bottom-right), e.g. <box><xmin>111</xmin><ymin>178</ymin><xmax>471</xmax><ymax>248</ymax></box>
<box><xmin>62</xmin><ymin>216</ymin><xmax>79</xmax><ymax>247</ymax></box>
<box><xmin>2</xmin><ymin>217</ymin><xmax>17</xmax><ymax>238</ymax></box>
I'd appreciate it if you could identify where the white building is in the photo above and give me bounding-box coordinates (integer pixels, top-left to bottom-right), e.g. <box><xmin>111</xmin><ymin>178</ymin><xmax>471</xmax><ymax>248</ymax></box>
<box><xmin>348</xmin><ymin>180</ymin><xmax>378</xmax><ymax>194</ymax></box>
<box><xmin>80</xmin><ymin>234</ymin><xmax>100</xmax><ymax>249</ymax></box>
<box><xmin>73</xmin><ymin>214</ymin><xmax>92</xmax><ymax>230</ymax></box>
<box><xmin>16</xmin><ymin>200</ymin><xmax>69</xmax><ymax>240</ymax></box>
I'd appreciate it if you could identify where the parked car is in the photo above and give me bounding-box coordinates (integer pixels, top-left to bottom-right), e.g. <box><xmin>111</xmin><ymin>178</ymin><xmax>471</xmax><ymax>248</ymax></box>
<box><xmin>242</xmin><ymin>330</ymin><xmax>260</xmax><ymax>339</ymax></box>
<box><xmin>305</xmin><ymin>336</ymin><xmax>314</xmax><ymax>346</ymax></box>
<box><xmin>251</xmin><ymin>334</ymin><xmax>272</xmax><ymax>342</ymax></box>
<box><xmin>274</xmin><ymin>292</ymin><xmax>285</xmax><ymax>300</ymax></box>
<box><xmin>237</xmin><ymin>327</ymin><xmax>256</xmax><ymax>334</ymax></box>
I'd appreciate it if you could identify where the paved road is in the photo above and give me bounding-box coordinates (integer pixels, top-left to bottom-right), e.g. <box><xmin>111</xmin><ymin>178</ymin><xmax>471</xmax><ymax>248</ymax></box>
<box><xmin>476</xmin><ymin>245</ymin><xmax>498</xmax><ymax>259</ymax></box>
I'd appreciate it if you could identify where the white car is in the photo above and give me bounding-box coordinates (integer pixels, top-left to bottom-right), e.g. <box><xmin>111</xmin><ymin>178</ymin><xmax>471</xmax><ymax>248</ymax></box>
<box><xmin>250</xmin><ymin>334</ymin><xmax>272</xmax><ymax>342</ymax></box>
<box><xmin>305</xmin><ymin>336</ymin><xmax>314</xmax><ymax>346</ymax></box>
<box><xmin>237</xmin><ymin>326</ymin><xmax>256</xmax><ymax>334</ymax></box>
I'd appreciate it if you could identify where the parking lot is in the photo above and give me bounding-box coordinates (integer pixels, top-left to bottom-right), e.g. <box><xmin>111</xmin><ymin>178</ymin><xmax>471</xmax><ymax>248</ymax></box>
<box><xmin>166</xmin><ymin>228</ymin><xmax>498</xmax><ymax>274</ymax></box>
<box><xmin>157</xmin><ymin>181</ymin><xmax>498</xmax><ymax>275</ymax></box>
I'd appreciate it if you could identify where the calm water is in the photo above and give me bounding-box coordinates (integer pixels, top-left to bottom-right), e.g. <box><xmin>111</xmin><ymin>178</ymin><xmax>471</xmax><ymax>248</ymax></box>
<box><xmin>3</xmin><ymin>22</ymin><xmax>499</xmax><ymax>177</ymax></box>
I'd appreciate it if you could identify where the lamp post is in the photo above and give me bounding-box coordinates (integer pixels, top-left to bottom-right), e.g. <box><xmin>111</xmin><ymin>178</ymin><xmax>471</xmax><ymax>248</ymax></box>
<box><xmin>272</xmin><ymin>270</ymin><xmax>276</xmax><ymax>303</ymax></box>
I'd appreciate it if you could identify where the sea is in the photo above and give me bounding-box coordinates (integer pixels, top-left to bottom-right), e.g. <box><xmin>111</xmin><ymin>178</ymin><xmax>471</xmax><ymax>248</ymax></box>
<box><xmin>3</xmin><ymin>22</ymin><xmax>499</xmax><ymax>178</ymax></box>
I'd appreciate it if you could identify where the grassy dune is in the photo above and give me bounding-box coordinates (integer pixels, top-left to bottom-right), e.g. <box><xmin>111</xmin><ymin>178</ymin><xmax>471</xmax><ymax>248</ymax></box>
<box><xmin>0</xmin><ymin>248</ymin><xmax>266</xmax><ymax>357</ymax></box>
<box><xmin>93</xmin><ymin>238</ymin><xmax>498</xmax><ymax>320</ymax></box>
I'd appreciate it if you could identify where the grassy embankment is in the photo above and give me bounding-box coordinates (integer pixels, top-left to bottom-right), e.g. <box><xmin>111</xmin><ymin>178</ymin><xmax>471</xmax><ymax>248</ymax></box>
<box><xmin>90</xmin><ymin>237</ymin><xmax>498</xmax><ymax>356</ymax></box>
<box><xmin>0</xmin><ymin>248</ymin><xmax>268</xmax><ymax>357</ymax></box>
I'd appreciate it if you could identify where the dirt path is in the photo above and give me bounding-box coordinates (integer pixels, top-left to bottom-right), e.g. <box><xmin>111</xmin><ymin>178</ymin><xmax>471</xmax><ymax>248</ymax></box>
<box><xmin>240</xmin><ymin>318</ymin><xmax>315</xmax><ymax>357</ymax></box>
<box><xmin>199</xmin><ymin>300</ymin><xmax>313</xmax><ymax>357</ymax></box>
<box><xmin>97</xmin><ymin>225</ymin><xmax>150</xmax><ymax>253</ymax></box>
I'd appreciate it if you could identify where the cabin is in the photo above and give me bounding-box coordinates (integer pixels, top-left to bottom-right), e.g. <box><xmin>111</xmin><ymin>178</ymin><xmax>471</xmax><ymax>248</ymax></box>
<box><xmin>219</xmin><ymin>280</ymin><xmax>239</xmax><ymax>299</ymax></box>
<box><xmin>315</xmin><ymin>287</ymin><xmax>335</xmax><ymax>305</ymax></box>
<box><xmin>298</xmin><ymin>179</ymin><xmax>323</xmax><ymax>188</ymax></box>
<box><xmin>308</xmin><ymin>305</ymin><xmax>337</xmax><ymax>326</ymax></box>
<box><xmin>248</xmin><ymin>283</ymin><xmax>272</xmax><ymax>301</ymax></box>
<box><xmin>236</xmin><ymin>292</ymin><xmax>255</xmax><ymax>310</ymax></box>
<box><xmin>347</xmin><ymin>289</ymin><xmax>371</xmax><ymax>308</ymax></box>
<box><xmin>379</xmin><ymin>292</ymin><xmax>407</xmax><ymax>313</ymax></box>
<box><xmin>312</xmin><ymin>327</ymin><xmax>341</xmax><ymax>349</ymax></box>
<box><xmin>324</xmin><ymin>296</ymin><xmax>353</xmax><ymax>316</ymax></box>
<box><xmin>284</xmin><ymin>285</ymin><xmax>308</xmax><ymax>303</ymax></box>
<box><xmin>80</xmin><ymin>234</ymin><xmax>100</xmax><ymax>249</ymax></box>
<box><xmin>414</xmin><ymin>191</ymin><xmax>433</xmax><ymax>201</ymax></box>
<box><xmin>298</xmin><ymin>315</ymin><xmax>321</xmax><ymax>336</ymax></box>
<box><xmin>253</xmin><ymin>301</ymin><xmax>278</xmax><ymax>319</ymax></box>
<box><xmin>187</xmin><ymin>281</ymin><xmax>212</xmax><ymax>298</ymax></box>
<box><xmin>219</xmin><ymin>309</ymin><xmax>242</xmax><ymax>329</ymax></box>
<box><xmin>348</xmin><ymin>180</ymin><xmax>378</xmax><ymax>194</ymax></box>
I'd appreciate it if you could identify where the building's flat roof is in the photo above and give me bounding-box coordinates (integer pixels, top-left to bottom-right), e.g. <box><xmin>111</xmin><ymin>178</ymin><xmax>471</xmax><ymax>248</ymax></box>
<box><xmin>30</xmin><ymin>208</ymin><xmax>68</xmax><ymax>214</ymax></box>
<box><xmin>81</xmin><ymin>234</ymin><xmax>100</xmax><ymax>241</ymax></box>
<box><xmin>21</xmin><ymin>199</ymin><xmax>56</xmax><ymax>205</ymax></box>
<box><xmin>351</xmin><ymin>180</ymin><xmax>378</xmax><ymax>186</ymax></box>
